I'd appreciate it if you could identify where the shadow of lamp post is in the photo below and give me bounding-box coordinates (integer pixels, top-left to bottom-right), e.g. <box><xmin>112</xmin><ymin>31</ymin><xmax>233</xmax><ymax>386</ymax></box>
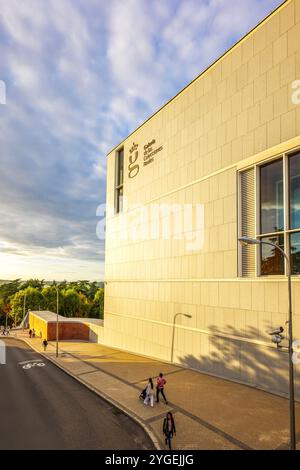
<box><xmin>171</xmin><ymin>313</ymin><xmax>192</xmax><ymax>363</ymax></box>
<box><xmin>238</xmin><ymin>236</ymin><xmax>296</xmax><ymax>451</ymax></box>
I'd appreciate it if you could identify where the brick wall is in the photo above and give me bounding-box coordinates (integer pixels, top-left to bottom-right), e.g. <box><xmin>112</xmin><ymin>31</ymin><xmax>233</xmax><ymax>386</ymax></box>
<box><xmin>47</xmin><ymin>322</ymin><xmax>90</xmax><ymax>341</ymax></box>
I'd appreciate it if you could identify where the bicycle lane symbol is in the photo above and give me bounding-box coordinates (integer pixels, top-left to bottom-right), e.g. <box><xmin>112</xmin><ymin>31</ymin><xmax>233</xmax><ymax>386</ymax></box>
<box><xmin>19</xmin><ymin>360</ymin><xmax>46</xmax><ymax>370</ymax></box>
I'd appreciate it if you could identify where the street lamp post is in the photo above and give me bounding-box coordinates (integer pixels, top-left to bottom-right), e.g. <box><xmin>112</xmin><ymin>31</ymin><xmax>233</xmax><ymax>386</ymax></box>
<box><xmin>45</xmin><ymin>283</ymin><xmax>60</xmax><ymax>357</ymax></box>
<box><xmin>239</xmin><ymin>236</ymin><xmax>296</xmax><ymax>450</ymax></box>
<box><xmin>55</xmin><ymin>286</ymin><xmax>59</xmax><ymax>358</ymax></box>
<box><xmin>171</xmin><ymin>313</ymin><xmax>192</xmax><ymax>363</ymax></box>
<box><xmin>22</xmin><ymin>292</ymin><xmax>27</xmax><ymax>329</ymax></box>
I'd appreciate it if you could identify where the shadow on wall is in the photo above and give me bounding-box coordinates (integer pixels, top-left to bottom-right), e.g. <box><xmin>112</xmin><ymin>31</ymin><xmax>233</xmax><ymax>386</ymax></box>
<box><xmin>176</xmin><ymin>324</ymin><xmax>300</xmax><ymax>401</ymax></box>
<box><xmin>89</xmin><ymin>329</ymin><xmax>98</xmax><ymax>343</ymax></box>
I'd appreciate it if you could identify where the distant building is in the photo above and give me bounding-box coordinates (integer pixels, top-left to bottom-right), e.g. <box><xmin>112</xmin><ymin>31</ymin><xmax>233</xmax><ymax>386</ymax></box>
<box><xmin>104</xmin><ymin>0</ymin><xmax>300</xmax><ymax>398</ymax></box>
<box><xmin>29</xmin><ymin>311</ymin><xmax>104</xmax><ymax>342</ymax></box>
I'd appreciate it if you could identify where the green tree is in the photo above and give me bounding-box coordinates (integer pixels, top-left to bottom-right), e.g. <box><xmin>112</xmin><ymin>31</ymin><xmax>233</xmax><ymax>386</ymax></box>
<box><xmin>86</xmin><ymin>281</ymin><xmax>99</xmax><ymax>301</ymax></box>
<box><xmin>10</xmin><ymin>287</ymin><xmax>44</xmax><ymax>325</ymax></box>
<box><xmin>0</xmin><ymin>278</ymin><xmax>104</xmax><ymax>324</ymax></box>
<box><xmin>0</xmin><ymin>279</ymin><xmax>23</xmax><ymax>325</ymax></box>
<box><xmin>93</xmin><ymin>288</ymin><xmax>104</xmax><ymax>319</ymax></box>
<box><xmin>0</xmin><ymin>302</ymin><xmax>12</xmax><ymax>326</ymax></box>
<box><xmin>0</xmin><ymin>279</ymin><xmax>22</xmax><ymax>304</ymax></box>
<box><xmin>0</xmin><ymin>298</ymin><xmax>6</xmax><ymax>325</ymax></box>
<box><xmin>21</xmin><ymin>279</ymin><xmax>45</xmax><ymax>290</ymax></box>
<box><xmin>67</xmin><ymin>280</ymin><xmax>99</xmax><ymax>301</ymax></box>
<box><xmin>62</xmin><ymin>289</ymin><xmax>81</xmax><ymax>317</ymax></box>
<box><xmin>77</xmin><ymin>292</ymin><xmax>91</xmax><ymax>317</ymax></box>
<box><xmin>41</xmin><ymin>286</ymin><xmax>64</xmax><ymax>313</ymax></box>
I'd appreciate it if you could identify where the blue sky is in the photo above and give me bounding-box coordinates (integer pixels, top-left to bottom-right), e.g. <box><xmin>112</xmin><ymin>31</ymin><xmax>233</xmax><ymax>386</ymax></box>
<box><xmin>0</xmin><ymin>0</ymin><xmax>282</xmax><ymax>281</ymax></box>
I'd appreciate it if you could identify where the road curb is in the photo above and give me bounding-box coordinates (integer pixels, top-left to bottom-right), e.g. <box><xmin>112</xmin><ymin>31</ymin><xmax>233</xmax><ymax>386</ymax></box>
<box><xmin>10</xmin><ymin>335</ymin><xmax>161</xmax><ymax>450</ymax></box>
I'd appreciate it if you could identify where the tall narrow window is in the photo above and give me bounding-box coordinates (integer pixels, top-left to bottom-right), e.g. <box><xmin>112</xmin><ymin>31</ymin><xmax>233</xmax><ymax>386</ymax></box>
<box><xmin>260</xmin><ymin>159</ymin><xmax>284</xmax><ymax>234</ymax></box>
<box><xmin>290</xmin><ymin>232</ymin><xmax>300</xmax><ymax>275</ymax></box>
<box><xmin>259</xmin><ymin>158</ymin><xmax>284</xmax><ymax>275</ymax></box>
<box><xmin>289</xmin><ymin>152</ymin><xmax>300</xmax><ymax>274</ymax></box>
<box><xmin>260</xmin><ymin>234</ymin><xmax>284</xmax><ymax>275</ymax></box>
<box><xmin>115</xmin><ymin>148</ymin><xmax>124</xmax><ymax>213</ymax></box>
<box><xmin>289</xmin><ymin>152</ymin><xmax>300</xmax><ymax>230</ymax></box>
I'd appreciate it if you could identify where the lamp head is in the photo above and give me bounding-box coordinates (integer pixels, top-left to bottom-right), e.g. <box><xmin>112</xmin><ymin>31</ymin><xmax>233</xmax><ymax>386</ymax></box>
<box><xmin>238</xmin><ymin>236</ymin><xmax>260</xmax><ymax>246</ymax></box>
<box><xmin>175</xmin><ymin>313</ymin><xmax>192</xmax><ymax>319</ymax></box>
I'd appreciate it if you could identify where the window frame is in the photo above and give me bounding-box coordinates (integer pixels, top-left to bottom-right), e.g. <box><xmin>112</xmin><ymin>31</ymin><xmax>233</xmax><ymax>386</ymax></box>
<box><xmin>239</xmin><ymin>148</ymin><xmax>300</xmax><ymax>277</ymax></box>
<box><xmin>114</xmin><ymin>147</ymin><xmax>124</xmax><ymax>214</ymax></box>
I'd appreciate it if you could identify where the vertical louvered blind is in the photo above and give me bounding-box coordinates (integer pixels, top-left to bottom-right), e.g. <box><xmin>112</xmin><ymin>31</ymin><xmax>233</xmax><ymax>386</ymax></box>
<box><xmin>240</xmin><ymin>168</ymin><xmax>256</xmax><ymax>277</ymax></box>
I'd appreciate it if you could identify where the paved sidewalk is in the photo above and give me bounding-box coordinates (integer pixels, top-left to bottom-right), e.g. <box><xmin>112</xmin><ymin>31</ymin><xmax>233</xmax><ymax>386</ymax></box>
<box><xmin>10</xmin><ymin>331</ymin><xmax>300</xmax><ymax>450</ymax></box>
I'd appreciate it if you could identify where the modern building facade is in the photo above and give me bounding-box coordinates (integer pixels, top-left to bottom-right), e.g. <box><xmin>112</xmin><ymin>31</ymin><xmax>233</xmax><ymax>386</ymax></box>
<box><xmin>104</xmin><ymin>0</ymin><xmax>300</xmax><ymax>398</ymax></box>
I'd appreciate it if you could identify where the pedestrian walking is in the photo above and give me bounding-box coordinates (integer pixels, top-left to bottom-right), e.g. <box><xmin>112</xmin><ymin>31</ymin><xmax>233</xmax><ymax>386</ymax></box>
<box><xmin>32</xmin><ymin>328</ymin><xmax>35</xmax><ymax>338</ymax></box>
<box><xmin>163</xmin><ymin>412</ymin><xmax>176</xmax><ymax>450</ymax></box>
<box><xmin>42</xmin><ymin>339</ymin><xmax>48</xmax><ymax>351</ymax></box>
<box><xmin>156</xmin><ymin>372</ymin><xmax>168</xmax><ymax>404</ymax></box>
<box><xmin>29</xmin><ymin>329</ymin><xmax>32</xmax><ymax>338</ymax></box>
<box><xmin>143</xmin><ymin>378</ymin><xmax>154</xmax><ymax>407</ymax></box>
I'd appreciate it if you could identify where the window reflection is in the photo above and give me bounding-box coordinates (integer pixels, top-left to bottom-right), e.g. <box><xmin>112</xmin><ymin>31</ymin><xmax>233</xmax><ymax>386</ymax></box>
<box><xmin>260</xmin><ymin>235</ymin><xmax>284</xmax><ymax>275</ymax></box>
<box><xmin>115</xmin><ymin>148</ymin><xmax>124</xmax><ymax>214</ymax></box>
<box><xmin>291</xmin><ymin>232</ymin><xmax>300</xmax><ymax>275</ymax></box>
<box><xmin>116</xmin><ymin>187</ymin><xmax>123</xmax><ymax>213</ymax></box>
<box><xmin>117</xmin><ymin>149</ymin><xmax>124</xmax><ymax>186</ymax></box>
<box><xmin>260</xmin><ymin>159</ymin><xmax>283</xmax><ymax>234</ymax></box>
<box><xmin>289</xmin><ymin>152</ymin><xmax>300</xmax><ymax>230</ymax></box>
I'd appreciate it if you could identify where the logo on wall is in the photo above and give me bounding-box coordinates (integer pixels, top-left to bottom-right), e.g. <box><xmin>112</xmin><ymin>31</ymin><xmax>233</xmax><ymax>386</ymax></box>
<box><xmin>128</xmin><ymin>142</ymin><xmax>139</xmax><ymax>178</ymax></box>
<box><xmin>143</xmin><ymin>139</ymin><xmax>163</xmax><ymax>166</ymax></box>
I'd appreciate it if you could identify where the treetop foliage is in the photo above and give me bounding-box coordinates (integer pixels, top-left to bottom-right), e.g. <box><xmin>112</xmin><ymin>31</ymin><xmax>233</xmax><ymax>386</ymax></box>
<box><xmin>0</xmin><ymin>279</ymin><xmax>104</xmax><ymax>326</ymax></box>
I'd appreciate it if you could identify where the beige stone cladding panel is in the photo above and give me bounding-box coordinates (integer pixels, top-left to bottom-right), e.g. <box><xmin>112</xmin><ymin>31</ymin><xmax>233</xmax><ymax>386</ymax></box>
<box><xmin>103</xmin><ymin>312</ymin><xmax>172</xmax><ymax>361</ymax></box>
<box><xmin>105</xmin><ymin>169</ymin><xmax>237</xmax><ymax>282</ymax></box>
<box><xmin>105</xmin><ymin>278</ymin><xmax>300</xmax><ymax>337</ymax></box>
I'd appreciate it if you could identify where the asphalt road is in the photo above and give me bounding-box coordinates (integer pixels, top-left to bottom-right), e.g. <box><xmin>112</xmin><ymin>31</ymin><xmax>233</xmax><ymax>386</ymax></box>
<box><xmin>0</xmin><ymin>338</ymin><xmax>154</xmax><ymax>450</ymax></box>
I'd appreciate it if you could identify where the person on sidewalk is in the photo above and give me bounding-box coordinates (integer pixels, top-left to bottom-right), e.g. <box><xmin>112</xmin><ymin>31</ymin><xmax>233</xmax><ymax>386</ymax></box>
<box><xmin>32</xmin><ymin>328</ymin><xmax>35</xmax><ymax>338</ymax></box>
<box><xmin>29</xmin><ymin>329</ymin><xmax>32</xmax><ymax>338</ymax></box>
<box><xmin>163</xmin><ymin>412</ymin><xmax>176</xmax><ymax>450</ymax></box>
<box><xmin>144</xmin><ymin>378</ymin><xmax>154</xmax><ymax>407</ymax></box>
<box><xmin>156</xmin><ymin>372</ymin><xmax>168</xmax><ymax>404</ymax></box>
<box><xmin>42</xmin><ymin>339</ymin><xmax>48</xmax><ymax>351</ymax></box>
